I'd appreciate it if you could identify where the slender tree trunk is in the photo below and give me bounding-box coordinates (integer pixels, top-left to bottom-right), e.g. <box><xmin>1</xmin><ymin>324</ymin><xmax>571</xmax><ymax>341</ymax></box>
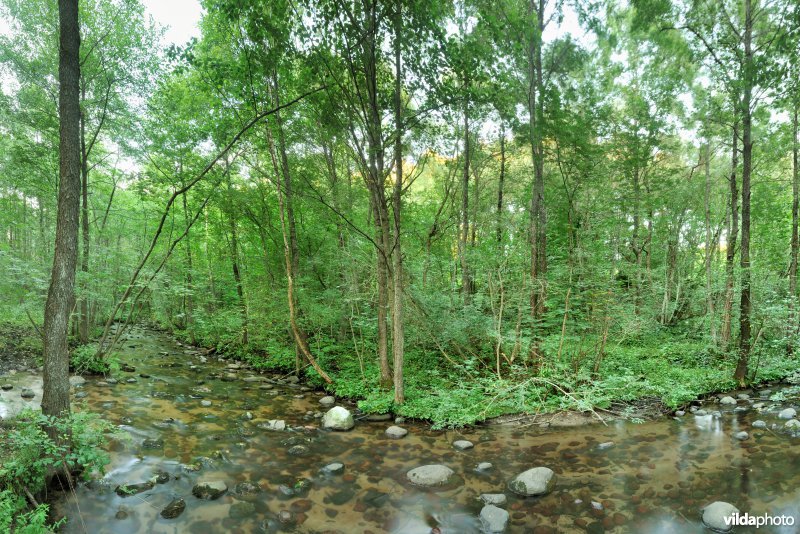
<box><xmin>721</xmin><ymin>115</ymin><xmax>739</xmax><ymax>349</ymax></box>
<box><xmin>78</xmin><ymin>86</ymin><xmax>89</xmax><ymax>343</ymax></box>
<box><xmin>363</xmin><ymin>1</ymin><xmax>393</xmax><ymax>388</ymax></box>
<box><xmin>705</xmin><ymin>141</ymin><xmax>716</xmax><ymax>342</ymax></box>
<box><xmin>497</xmin><ymin>125</ymin><xmax>506</xmax><ymax>247</ymax></box>
<box><xmin>789</xmin><ymin>105</ymin><xmax>799</xmax><ymax>347</ymax></box>
<box><xmin>228</xmin><ymin>207</ymin><xmax>248</xmax><ymax>346</ymax></box>
<box><xmin>459</xmin><ymin>86</ymin><xmax>472</xmax><ymax>303</ymax></box>
<box><xmin>391</xmin><ymin>3</ymin><xmax>405</xmax><ymax>403</ymax></box>
<box><xmin>181</xmin><ymin>188</ymin><xmax>196</xmax><ymax>344</ymax></box>
<box><xmin>734</xmin><ymin>0</ymin><xmax>753</xmax><ymax>385</ymax></box>
<box><xmin>42</xmin><ymin>0</ymin><xmax>80</xmax><ymax>437</ymax></box>
<box><xmin>632</xmin><ymin>165</ymin><xmax>642</xmax><ymax>314</ymax></box>
<box><xmin>528</xmin><ymin>0</ymin><xmax>547</xmax><ymax>363</ymax></box>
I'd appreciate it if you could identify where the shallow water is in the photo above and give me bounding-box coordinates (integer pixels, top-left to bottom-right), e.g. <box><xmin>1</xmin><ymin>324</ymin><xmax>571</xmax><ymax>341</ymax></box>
<box><xmin>6</xmin><ymin>327</ymin><xmax>798</xmax><ymax>533</ymax></box>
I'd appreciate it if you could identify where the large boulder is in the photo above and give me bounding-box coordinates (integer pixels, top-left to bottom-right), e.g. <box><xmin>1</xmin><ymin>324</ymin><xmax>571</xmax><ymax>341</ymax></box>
<box><xmin>701</xmin><ymin>501</ymin><xmax>739</xmax><ymax>532</ymax></box>
<box><xmin>406</xmin><ymin>465</ymin><xmax>455</xmax><ymax>487</ymax></box>
<box><xmin>778</xmin><ymin>407</ymin><xmax>797</xmax><ymax>420</ymax></box>
<box><xmin>192</xmin><ymin>480</ymin><xmax>228</xmax><ymax>500</ymax></box>
<box><xmin>508</xmin><ymin>467</ymin><xmax>556</xmax><ymax>496</ymax></box>
<box><xmin>480</xmin><ymin>504</ymin><xmax>509</xmax><ymax>533</ymax></box>
<box><xmin>321</xmin><ymin>406</ymin><xmax>354</xmax><ymax>431</ymax></box>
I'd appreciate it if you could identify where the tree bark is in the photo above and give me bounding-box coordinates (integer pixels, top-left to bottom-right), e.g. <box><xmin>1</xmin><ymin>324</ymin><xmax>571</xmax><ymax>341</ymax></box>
<box><xmin>790</xmin><ymin>104</ymin><xmax>799</xmax><ymax>346</ymax></box>
<box><xmin>528</xmin><ymin>0</ymin><xmax>547</xmax><ymax>363</ymax></box>
<box><xmin>497</xmin><ymin>125</ymin><xmax>506</xmax><ymax>247</ymax></box>
<box><xmin>78</xmin><ymin>86</ymin><xmax>89</xmax><ymax>344</ymax></box>
<box><xmin>42</xmin><ymin>0</ymin><xmax>81</xmax><ymax>435</ymax></box>
<box><xmin>391</xmin><ymin>2</ymin><xmax>405</xmax><ymax>404</ymax></box>
<box><xmin>734</xmin><ymin>0</ymin><xmax>753</xmax><ymax>385</ymax></box>
<box><xmin>705</xmin><ymin>141</ymin><xmax>716</xmax><ymax>342</ymax></box>
<box><xmin>721</xmin><ymin>113</ymin><xmax>739</xmax><ymax>350</ymax></box>
<box><xmin>459</xmin><ymin>83</ymin><xmax>472</xmax><ymax>303</ymax></box>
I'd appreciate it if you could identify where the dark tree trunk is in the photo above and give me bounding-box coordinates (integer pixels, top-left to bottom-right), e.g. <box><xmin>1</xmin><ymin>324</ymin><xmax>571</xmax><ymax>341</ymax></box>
<box><xmin>497</xmin><ymin>126</ymin><xmax>506</xmax><ymax>247</ymax></box>
<box><xmin>459</xmin><ymin>87</ymin><xmax>472</xmax><ymax>303</ymax></box>
<box><xmin>721</xmin><ymin>113</ymin><xmax>739</xmax><ymax>350</ymax></box>
<box><xmin>790</xmin><ymin>105</ymin><xmax>799</xmax><ymax>347</ymax></box>
<box><xmin>42</xmin><ymin>0</ymin><xmax>81</xmax><ymax>435</ymax></box>
<box><xmin>79</xmin><ymin>86</ymin><xmax>89</xmax><ymax>344</ymax></box>
<box><xmin>734</xmin><ymin>0</ymin><xmax>753</xmax><ymax>385</ymax></box>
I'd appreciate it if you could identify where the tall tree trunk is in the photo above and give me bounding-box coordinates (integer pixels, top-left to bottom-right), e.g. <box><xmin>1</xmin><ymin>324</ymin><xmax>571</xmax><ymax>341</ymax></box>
<box><xmin>789</xmin><ymin>105</ymin><xmax>799</xmax><ymax>347</ymax></box>
<box><xmin>721</xmin><ymin>114</ymin><xmax>739</xmax><ymax>349</ymax></box>
<box><xmin>42</xmin><ymin>0</ymin><xmax>80</xmax><ymax>436</ymax></box>
<box><xmin>459</xmin><ymin>86</ymin><xmax>472</xmax><ymax>303</ymax></box>
<box><xmin>528</xmin><ymin>0</ymin><xmax>547</xmax><ymax>363</ymax></box>
<box><xmin>182</xmin><ymin>188</ymin><xmax>196</xmax><ymax>344</ymax></box>
<box><xmin>705</xmin><ymin>141</ymin><xmax>716</xmax><ymax>342</ymax></box>
<box><xmin>734</xmin><ymin>0</ymin><xmax>753</xmax><ymax>386</ymax></box>
<box><xmin>391</xmin><ymin>3</ymin><xmax>405</xmax><ymax>404</ymax></box>
<box><xmin>364</xmin><ymin>1</ymin><xmax>393</xmax><ymax>388</ymax></box>
<box><xmin>78</xmin><ymin>86</ymin><xmax>89</xmax><ymax>344</ymax></box>
<box><xmin>497</xmin><ymin>125</ymin><xmax>506</xmax><ymax>247</ymax></box>
<box><xmin>225</xmin><ymin>167</ymin><xmax>248</xmax><ymax>345</ymax></box>
<box><xmin>632</xmin><ymin>164</ymin><xmax>642</xmax><ymax>314</ymax></box>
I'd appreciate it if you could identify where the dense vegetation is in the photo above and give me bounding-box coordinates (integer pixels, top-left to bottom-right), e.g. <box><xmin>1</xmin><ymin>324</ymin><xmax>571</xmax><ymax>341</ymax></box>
<box><xmin>2</xmin><ymin>0</ymin><xmax>800</xmax><ymax>431</ymax></box>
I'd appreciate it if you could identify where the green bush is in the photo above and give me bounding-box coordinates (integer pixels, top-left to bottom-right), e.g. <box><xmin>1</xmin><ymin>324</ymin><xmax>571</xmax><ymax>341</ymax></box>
<box><xmin>70</xmin><ymin>344</ymin><xmax>119</xmax><ymax>375</ymax></box>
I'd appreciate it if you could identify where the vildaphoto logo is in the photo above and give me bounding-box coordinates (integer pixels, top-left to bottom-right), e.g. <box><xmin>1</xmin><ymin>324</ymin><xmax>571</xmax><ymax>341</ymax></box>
<box><xmin>724</xmin><ymin>512</ymin><xmax>796</xmax><ymax>528</ymax></box>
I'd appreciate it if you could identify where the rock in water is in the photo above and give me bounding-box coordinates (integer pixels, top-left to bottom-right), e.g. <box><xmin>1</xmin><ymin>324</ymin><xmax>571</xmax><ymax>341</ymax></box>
<box><xmin>319</xmin><ymin>396</ymin><xmax>335</xmax><ymax>407</ymax></box>
<box><xmin>480</xmin><ymin>504</ymin><xmax>509</xmax><ymax>533</ymax></box>
<box><xmin>321</xmin><ymin>406</ymin><xmax>354</xmax><ymax>431</ymax></box>
<box><xmin>192</xmin><ymin>480</ymin><xmax>228</xmax><ymax>500</ymax></box>
<box><xmin>406</xmin><ymin>465</ymin><xmax>455</xmax><ymax>487</ymax></box>
<box><xmin>701</xmin><ymin>501</ymin><xmax>739</xmax><ymax>532</ymax></box>
<box><xmin>385</xmin><ymin>426</ymin><xmax>408</xmax><ymax>439</ymax></box>
<box><xmin>719</xmin><ymin>396</ymin><xmax>737</xmax><ymax>405</ymax></box>
<box><xmin>160</xmin><ymin>498</ymin><xmax>185</xmax><ymax>519</ymax></box>
<box><xmin>778</xmin><ymin>407</ymin><xmax>797</xmax><ymax>419</ymax></box>
<box><xmin>508</xmin><ymin>467</ymin><xmax>556</xmax><ymax>496</ymax></box>
<box><xmin>20</xmin><ymin>388</ymin><xmax>35</xmax><ymax>399</ymax></box>
<box><xmin>752</xmin><ymin>420</ymin><xmax>767</xmax><ymax>429</ymax></box>
<box><xmin>480</xmin><ymin>494</ymin><xmax>507</xmax><ymax>507</ymax></box>
<box><xmin>734</xmin><ymin>431</ymin><xmax>749</xmax><ymax>440</ymax></box>
<box><xmin>115</xmin><ymin>481</ymin><xmax>154</xmax><ymax>497</ymax></box>
<box><xmin>785</xmin><ymin>419</ymin><xmax>800</xmax><ymax>430</ymax></box>
<box><xmin>453</xmin><ymin>440</ymin><xmax>474</xmax><ymax>450</ymax></box>
<box><xmin>261</xmin><ymin>420</ymin><xmax>286</xmax><ymax>431</ymax></box>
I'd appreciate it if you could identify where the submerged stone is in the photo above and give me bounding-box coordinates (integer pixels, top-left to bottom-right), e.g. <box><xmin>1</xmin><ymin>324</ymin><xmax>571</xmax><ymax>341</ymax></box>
<box><xmin>508</xmin><ymin>467</ymin><xmax>556</xmax><ymax>497</ymax></box>
<box><xmin>406</xmin><ymin>465</ymin><xmax>455</xmax><ymax>487</ymax></box>
<box><xmin>192</xmin><ymin>480</ymin><xmax>228</xmax><ymax>500</ymax></box>
<box><xmin>160</xmin><ymin>498</ymin><xmax>185</xmax><ymax>519</ymax></box>
<box><xmin>701</xmin><ymin>501</ymin><xmax>739</xmax><ymax>532</ymax></box>
<box><xmin>480</xmin><ymin>504</ymin><xmax>509</xmax><ymax>533</ymax></box>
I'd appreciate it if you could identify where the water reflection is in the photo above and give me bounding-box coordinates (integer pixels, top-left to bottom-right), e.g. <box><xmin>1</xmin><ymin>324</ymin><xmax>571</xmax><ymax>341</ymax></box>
<box><xmin>31</xmin><ymin>327</ymin><xmax>798</xmax><ymax>533</ymax></box>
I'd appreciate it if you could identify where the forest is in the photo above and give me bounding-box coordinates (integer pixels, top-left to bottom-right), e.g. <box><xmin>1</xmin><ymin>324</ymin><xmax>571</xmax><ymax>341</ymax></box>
<box><xmin>1</xmin><ymin>0</ymin><xmax>800</xmax><ymax>532</ymax></box>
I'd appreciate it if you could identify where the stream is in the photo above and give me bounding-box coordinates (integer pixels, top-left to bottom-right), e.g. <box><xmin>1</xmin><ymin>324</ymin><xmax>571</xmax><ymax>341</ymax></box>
<box><xmin>2</xmin><ymin>326</ymin><xmax>799</xmax><ymax>533</ymax></box>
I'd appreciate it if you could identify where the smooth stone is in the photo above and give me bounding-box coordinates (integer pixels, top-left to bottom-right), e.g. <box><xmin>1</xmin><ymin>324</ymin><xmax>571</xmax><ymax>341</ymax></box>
<box><xmin>734</xmin><ymin>431</ymin><xmax>749</xmax><ymax>440</ymax></box>
<box><xmin>69</xmin><ymin>376</ymin><xmax>86</xmax><ymax>386</ymax></box>
<box><xmin>319</xmin><ymin>396</ymin><xmax>335</xmax><ymax>407</ymax></box>
<box><xmin>385</xmin><ymin>425</ymin><xmax>408</xmax><ymax>439</ymax></box>
<box><xmin>20</xmin><ymin>388</ymin><xmax>35</xmax><ymax>399</ymax></box>
<box><xmin>0</xmin><ymin>385</ymin><xmax>11</xmax><ymax>391</ymax></box>
<box><xmin>160</xmin><ymin>498</ymin><xmax>186</xmax><ymax>519</ymax></box>
<box><xmin>752</xmin><ymin>420</ymin><xmax>767</xmax><ymax>429</ymax></box>
<box><xmin>406</xmin><ymin>465</ymin><xmax>455</xmax><ymax>487</ymax></box>
<box><xmin>395</xmin><ymin>416</ymin><xmax>406</xmax><ymax>424</ymax></box>
<box><xmin>737</xmin><ymin>393</ymin><xmax>750</xmax><ymax>400</ymax></box>
<box><xmin>720</xmin><ymin>396</ymin><xmax>737</xmax><ymax>405</ymax></box>
<box><xmin>192</xmin><ymin>480</ymin><xmax>228</xmax><ymax>500</ymax></box>
<box><xmin>453</xmin><ymin>440</ymin><xmax>474</xmax><ymax>450</ymax></box>
<box><xmin>778</xmin><ymin>407</ymin><xmax>797</xmax><ymax>419</ymax></box>
<box><xmin>286</xmin><ymin>376</ymin><xmax>300</xmax><ymax>384</ymax></box>
<box><xmin>477</xmin><ymin>462</ymin><xmax>493</xmax><ymax>471</ymax></box>
<box><xmin>480</xmin><ymin>504</ymin><xmax>509</xmax><ymax>533</ymax></box>
<box><xmin>702</xmin><ymin>501</ymin><xmax>739</xmax><ymax>532</ymax></box>
<box><xmin>675</xmin><ymin>410</ymin><xmax>685</xmax><ymax>417</ymax></box>
<box><xmin>694</xmin><ymin>409</ymin><xmax>708</xmax><ymax>416</ymax></box>
<box><xmin>480</xmin><ymin>493</ymin><xmax>507</xmax><ymax>507</ymax></box>
<box><xmin>261</xmin><ymin>419</ymin><xmax>286</xmax><ymax>431</ymax></box>
<box><xmin>321</xmin><ymin>406</ymin><xmax>355</xmax><ymax>431</ymax></box>
<box><xmin>785</xmin><ymin>419</ymin><xmax>800</xmax><ymax>429</ymax></box>
<box><xmin>201</xmin><ymin>400</ymin><xmax>212</xmax><ymax>407</ymax></box>
<box><xmin>322</xmin><ymin>462</ymin><xmax>344</xmax><ymax>475</ymax></box>
<box><xmin>597</xmin><ymin>441</ymin><xmax>614</xmax><ymax>450</ymax></box>
<box><xmin>508</xmin><ymin>467</ymin><xmax>556</xmax><ymax>496</ymax></box>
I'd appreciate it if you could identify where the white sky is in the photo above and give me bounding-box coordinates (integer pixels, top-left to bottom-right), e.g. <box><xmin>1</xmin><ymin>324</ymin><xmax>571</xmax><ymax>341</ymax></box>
<box><xmin>141</xmin><ymin>0</ymin><xmax>203</xmax><ymax>46</ymax></box>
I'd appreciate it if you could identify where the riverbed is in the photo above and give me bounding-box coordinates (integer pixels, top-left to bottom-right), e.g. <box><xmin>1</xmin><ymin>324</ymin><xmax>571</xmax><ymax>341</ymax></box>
<box><xmin>2</xmin><ymin>326</ymin><xmax>799</xmax><ymax>533</ymax></box>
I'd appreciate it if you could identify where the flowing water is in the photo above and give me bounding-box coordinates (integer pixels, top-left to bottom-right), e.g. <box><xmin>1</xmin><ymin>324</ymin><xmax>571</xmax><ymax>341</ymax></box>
<box><xmin>3</xmin><ymin>327</ymin><xmax>799</xmax><ymax>533</ymax></box>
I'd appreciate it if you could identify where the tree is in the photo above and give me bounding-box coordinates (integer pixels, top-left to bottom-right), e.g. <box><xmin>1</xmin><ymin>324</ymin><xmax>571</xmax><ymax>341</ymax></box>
<box><xmin>41</xmin><ymin>0</ymin><xmax>80</xmax><ymax>436</ymax></box>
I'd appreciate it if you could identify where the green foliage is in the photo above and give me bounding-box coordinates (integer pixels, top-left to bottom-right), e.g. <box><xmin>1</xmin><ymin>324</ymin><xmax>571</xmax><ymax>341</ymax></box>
<box><xmin>0</xmin><ymin>409</ymin><xmax>117</xmax><ymax>532</ymax></box>
<box><xmin>70</xmin><ymin>344</ymin><xmax>119</xmax><ymax>375</ymax></box>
